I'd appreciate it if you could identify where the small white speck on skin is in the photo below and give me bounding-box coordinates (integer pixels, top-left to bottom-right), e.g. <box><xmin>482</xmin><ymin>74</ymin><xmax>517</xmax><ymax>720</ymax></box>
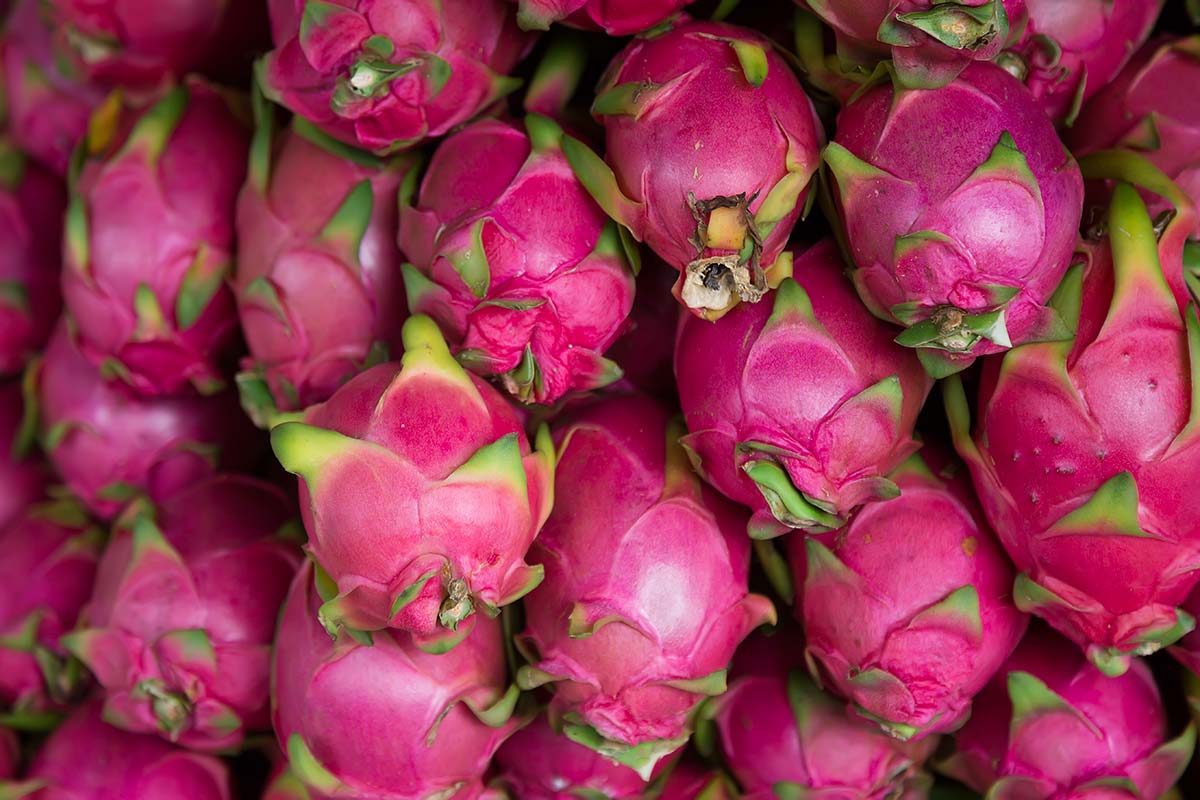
<box><xmin>694</xmin><ymin>140</ymin><xmax>702</xmax><ymax>150</ymax></box>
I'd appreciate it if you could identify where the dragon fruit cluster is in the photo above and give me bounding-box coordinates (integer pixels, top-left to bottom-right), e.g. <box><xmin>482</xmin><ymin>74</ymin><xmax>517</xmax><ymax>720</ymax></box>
<box><xmin>4</xmin><ymin>1</ymin><xmax>1200</xmax><ymax>798</ymax></box>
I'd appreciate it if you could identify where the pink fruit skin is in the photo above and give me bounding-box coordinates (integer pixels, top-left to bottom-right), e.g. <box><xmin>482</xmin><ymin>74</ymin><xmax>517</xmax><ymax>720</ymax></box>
<box><xmin>272</xmin><ymin>562</ymin><xmax>522</xmax><ymax>799</ymax></box>
<box><xmin>517</xmin><ymin>392</ymin><xmax>775</xmax><ymax>759</ymax></box>
<box><xmin>236</xmin><ymin>123</ymin><xmax>413</xmax><ymax>416</ymax></box>
<box><xmin>1172</xmin><ymin>586</ymin><xmax>1200</xmax><ymax>676</ymax></box>
<box><xmin>0</xmin><ymin>382</ymin><xmax>48</xmax><ymax>530</ymax></box>
<box><xmin>61</xmin><ymin>78</ymin><xmax>248</xmax><ymax>397</ymax></box>
<box><xmin>711</xmin><ymin>631</ymin><xmax>934</xmax><ymax>800</ymax></box>
<box><xmin>399</xmin><ymin>116</ymin><xmax>635</xmax><ymax>405</ymax></box>
<box><xmin>827</xmin><ymin>62</ymin><xmax>1084</xmax><ymax>369</ymax></box>
<box><xmin>262</xmin><ymin>0</ymin><xmax>534</xmax><ymax>154</ymax></box>
<box><xmin>38</xmin><ymin>323</ymin><xmax>262</xmax><ymax>521</ymax></box>
<box><xmin>674</xmin><ymin>239</ymin><xmax>931</xmax><ymax>537</ymax></box>
<box><xmin>0</xmin><ymin>500</ymin><xmax>101</xmax><ymax>714</ymax></box>
<box><xmin>64</xmin><ymin>476</ymin><xmax>301</xmax><ymax>751</ymax></box>
<box><xmin>944</xmin><ymin>625</ymin><xmax>1193</xmax><ymax>798</ymax></box>
<box><xmin>604</xmin><ymin>260</ymin><xmax>681</xmax><ymax>404</ymax></box>
<box><xmin>657</xmin><ymin>762</ymin><xmax>733</xmax><ymax>800</ymax></box>
<box><xmin>0</xmin><ymin>142</ymin><xmax>64</xmax><ymax>377</ymax></box>
<box><xmin>510</xmin><ymin>0</ymin><xmax>695</xmax><ymax>35</ymax></box>
<box><xmin>21</xmin><ymin>699</ymin><xmax>231</xmax><ymax>800</ymax></box>
<box><xmin>793</xmin><ymin>452</ymin><xmax>1029</xmax><ymax>740</ymax></box>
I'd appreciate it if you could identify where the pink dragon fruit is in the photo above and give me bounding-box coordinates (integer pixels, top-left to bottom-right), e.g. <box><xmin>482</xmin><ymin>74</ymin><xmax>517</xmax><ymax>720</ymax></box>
<box><xmin>235</xmin><ymin>109</ymin><xmax>415</xmax><ymax>424</ymax></box>
<box><xmin>604</xmin><ymin>260</ymin><xmax>681</xmax><ymax>404</ymax></box>
<box><xmin>656</xmin><ymin>763</ymin><xmax>734</xmax><ymax>800</ymax></box>
<box><xmin>941</xmin><ymin>625</ymin><xmax>1195</xmax><ymax>798</ymax></box>
<box><xmin>62</xmin><ymin>78</ymin><xmax>248</xmax><ymax>397</ymax></box>
<box><xmin>261</xmin><ymin>0</ymin><xmax>534</xmax><ymax>155</ymax></box>
<box><xmin>62</xmin><ymin>476</ymin><xmax>301</xmax><ymax>751</ymax></box>
<box><xmin>566</xmin><ymin>19</ymin><xmax>824</xmax><ymax>320</ymax></box>
<box><xmin>4</xmin><ymin>699</ymin><xmax>232</xmax><ymax>799</ymax></box>
<box><xmin>999</xmin><ymin>0</ymin><xmax>1162</xmax><ymax>124</ymax></box>
<box><xmin>509</xmin><ymin>0</ymin><xmax>695</xmax><ymax>35</ymax></box>
<box><xmin>945</xmin><ymin>173</ymin><xmax>1200</xmax><ymax>676</ymax></box>
<box><xmin>399</xmin><ymin>115</ymin><xmax>636</xmax><ymax>405</ymax></box>
<box><xmin>706</xmin><ymin>630</ymin><xmax>935</xmax><ymax>799</ymax></box>
<box><xmin>0</xmin><ymin>139</ymin><xmax>64</xmax><ymax>377</ymax></box>
<box><xmin>0</xmin><ymin>499</ymin><xmax>101</xmax><ymax>722</ymax></box>
<box><xmin>792</xmin><ymin>452</ymin><xmax>1029</xmax><ymax>740</ymax></box>
<box><xmin>272</xmin><ymin>561</ymin><xmax>523</xmax><ymax>799</ymax></box>
<box><xmin>270</xmin><ymin>314</ymin><xmax>553</xmax><ymax>649</ymax></box>
<box><xmin>36</xmin><ymin>323</ymin><xmax>261</xmax><ymax>521</ymax></box>
<box><xmin>1171</xmin><ymin>585</ymin><xmax>1200</xmax><ymax>677</ymax></box>
<box><xmin>674</xmin><ymin>239</ymin><xmax>931</xmax><ymax>538</ymax></box>
<box><xmin>0</xmin><ymin>383</ymin><xmax>48</xmax><ymax>531</ymax></box>
<box><xmin>515</xmin><ymin>392</ymin><xmax>775</xmax><ymax>776</ymax></box>
<box><xmin>826</xmin><ymin>62</ymin><xmax>1084</xmax><ymax>377</ymax></box>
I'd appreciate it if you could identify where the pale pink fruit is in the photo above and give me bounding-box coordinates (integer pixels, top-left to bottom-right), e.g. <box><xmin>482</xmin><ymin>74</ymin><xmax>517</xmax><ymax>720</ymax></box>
<box><xmin>509</xmin><ymin>0</ymin><xmax>695</xmax><ymax>35</ymax></box>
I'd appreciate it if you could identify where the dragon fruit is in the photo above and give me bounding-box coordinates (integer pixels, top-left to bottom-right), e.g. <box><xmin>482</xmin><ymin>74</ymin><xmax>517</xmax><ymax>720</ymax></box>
<box><xmin>1172</xmin><ymin>585</ymin><xmax>1200</xmax><ymax>677</ymax></box>
<box><xmin>62</xmin><ymin>476</ymin><xmax>301</xmax><ymax>751</ymax></box>
<box><xmin>945</xmin><ymin>173</ymin><xmax>1200</xmax><ymax>676</ymax></box>
<box><xmin>6</xmin><ymin>699</ymin><xmax>232</xmax><ymax>799</ymax></box>
<box><xmin>941</xmin><ymin>625</ymin><xmax>1195</xmax><ymax>798</ymax></box>
<box><xmin>36</xmin><ymin>323</ymin><xmax>261</xmax><ymax>521</ymax></box>
<box><xmin>674</xmin><ymin>239</ymin><xmax>931</xmax><ymax>538</ymax></box>
<box><xmin>260</xmin><ymin>0</ymin><xmax>534</xmax><ymax>155</ymax></box>
<box><xmin>235</xmin><ymin>109</ymin><xmax>415</xmax><ymax>424</ymax></box>
<box><xmin>657</xmin><ymin>763</ymin><xmax>734</xmax><ymax>800</ymax></box>
<box><xmin>0</xmin><ymin>728</ymin><xmax>15</xmax><ymax>779</ymax></box>
<box><xmin>515</xmin><ymin>392</ymin><xmax>775</xmax><ymax>776</ymax></box>
<box><xmin>566</xmin><ymin>19</ymin><xmax>824</xmax><ymax>320</ymax></box>
<box><xmin>399</xmin><ymin>115</ymin><xmax>635</xmax><ymax>405</ymax></box>
<box><xmin>0</xmin><ymin>383</ymin><xmax>47</xmax><ymax>531</ymax></box>
<box><xmin>509</xmin><ymin>0</ymin><xmax>695</xmax><ymax>35</ymax></box>
<box><xmin>0</xmin><ymin>499</ymin><xmax>101</xmax><ymax>721</ymax></box>
<box><xmin>0</xmin><ymin>139</ymin><xmax>64</xmax><ymax>377</ymax></box>
<box><xmin>62</xmin><ymin>78</ymin><xmax>248</xmax><ymax>397</ymax></box>
<box><xmin>825</xmin><ymin>62</ymin><xmax>1084</xmax><ymax>376</ymax></box>
<box><xmin>272</xmin><ymin>561</ymin><xmax>523</xmax><ymax>799</ymax></box>
<box><xmin>705</xmin><ymin>630</ymin><xmax>935</xmax><ymax>799</ymax></box>
<box><xmin>270</xmin><ymin>314</ymin><xmax>553</xmax><ymax>649</ymax></box>
<box><xmin>604</xmin><ymin>260</ymin><xmax>681</xmax><ymax>403</ymax></box>
<box><xmin>792</xmin><ymin>452</ymin><xmax>1029</xmax><ymax>740</ymax></box>
<box><xmin>999</xmin><ymin>0</ymin><xmax>1162</xmax><ymax>124</ymax></box>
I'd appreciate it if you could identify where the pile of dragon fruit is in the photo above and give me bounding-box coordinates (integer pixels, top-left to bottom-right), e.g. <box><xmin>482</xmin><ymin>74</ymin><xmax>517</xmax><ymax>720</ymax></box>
<box><xmin>5</xmin><ymin>0</ymin><xmax>1200</xmax><ymax>797</ymax></box>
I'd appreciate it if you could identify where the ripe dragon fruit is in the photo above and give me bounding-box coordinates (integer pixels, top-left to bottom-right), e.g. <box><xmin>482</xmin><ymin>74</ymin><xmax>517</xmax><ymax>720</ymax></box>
<box><xmin>704</xmin><ymin>630</ymin><xmax>935</xmax><ymax>799</ymax></box>
<box><xmin>62</xmin><ymin>78</ymin><xmax>249</xmax><ymax>397</ymax></box>
<box><xmin>399</xmin><ymin>115</ymin><xmax>635</xmax><ymax>405</ymax></box>
<box><xmin>260</xmin><ymin>0</ymin><xmax>534</xmax><ymax>155</ymax></box>
<box><xmin>945</xmin><ymin>175</ymin><xmax>1200</xmax><ymax>676</ymax></box>
<box><xmin>272</xmin><ymin>561</ymin><xmax>523</xmax><ymax>800</ymax></box>
<box><xmin>1171</xmin><ymin>584</ymin><xmax>1200</xmax><ymax>677</ymax></box>
<box><xmin>792</xmin><ymin>452</ymin><xmax>1029</xmax><ymax>740</ymax></box>
<box><xmin>270</xmin><ymin>314</ymin><xmax>553</xmax><ymax>650</ymax></box>
<box><xmin>656</xmin><ymin>763</ymin><xmax>734</xmax><ymax>800</ymax></box>
<box><xmin>1</xmin><ymin>139</ymin><xmax>64</xmax><ymax>377</ymax></box>
<box><xmin>674</xmin><ymin>239</ymin><xmax>931</xmax><ymax>538</ymax></box>
<box><xmin>515</xmin><ymin>392</ymin><xmax>775</xmax><ymax>777</ymax></box>
<box><xmin>3</xmin><ymin>699</ymin><xmax>232</xmax><ymax>799</ymax></box>
<box><xmin>604</xmin><ymin>259</ymin><xmax>681</xmax><ymax>404</ymax></box>
<box><xmin>999</xmin><ymin>0</ymin><xmax>1162</xmax><ymax>124</ymax></box>
<box><xmin>566</xmin><ymin>19</ymin><xmax>824</xmax><ymax>320</ymax></box>
<box><xmin>509</xmin><ymin>0</ymin><xmax>695</xmax><ymax>35</ymax></box>
<box><xmin>0</xmin><ymin>499</ymin><xmax>101</xmax><ymax>721</ymax></box>
<box><xmin>941</xmin><ymin>625</ymin><xmax>1196</xmax><ymax>798</ymax></box>
<box><xmin>62</xmin><ymin>476</ymin><xmax>301</xmax><ymax>751</ymax></box>
<box><xmin>825</xmin><ymin>62</ymin><xmax>1084</xmax><ymax>377</ymax></box>
<box><xmin>0</xmin><ymin>383</ymin><xmax>48</xmax><ymax>532</ymax></box>
<box><xmin>235</xmin><ymin>108</ymin><xmax>415</xmax><ymax>424</ymax></box>
<box><xmin>36</xmin><ymin>323</ymin><xmax>261</xmax><ymax>521</ymax></box>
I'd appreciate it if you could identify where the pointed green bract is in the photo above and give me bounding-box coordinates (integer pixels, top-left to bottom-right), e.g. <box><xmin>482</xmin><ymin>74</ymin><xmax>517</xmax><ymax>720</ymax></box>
<box><xmin>319</xmin><ymin>179</ymin><xmax>374</xmax><ymax>261</ymax></box>
<box><xmin>1043</xmin><ymin>472</ymin><xmax>1152</xmax><ymax>540</ymax></box>
<box><xmin>446</xmin><ymin>219</ymin><xmax>491</xmax><ymax>299</ymax></box>
<box><xmin>561</xmin><ymin>134</ymin><xmax>644</xmax><ymax>234</ymax></box>
<box><xmin>444</xmin><ymin>433</ymin><xmax>528</xmax><ymax>499</ymax></box>
<box><xmin>389</xmin><ymin>569</ymin><xmax>440</xmax><ymax>618</ymax></box>
<box><xmin>288</xmin><ymin>733</ymin><xmax>346</xmax><ymax>795</ymax></box>
<box><xmin>270</xmin><ymin>422</ymin><xmax>370</xmax><ymax>486</ymax></box>
<box><xmin>743</xmin><ymin>459</ymin><xmax>841</xmax><ymax>534</ymax></box>
<box><xmin>175</xmin><ymin>246</ymin><xmax>227</xmax><ymax>331</ymax></box>
<box><xmin>399</xmin><ymin>314</ymin><xmax>478</xmax><ymax>396</ymax></box>
<box><xmin>121</xmin><ymin>86</ymin><xmax>188</xmax><ymax>162</ymax></box>
<box><xmin>1006</xmin><ymin>671</ymin><xmax>1098</xmax><ymax>738</ymax></box>
<box><xmin>729</xmin><ymin>40</ymin><xmax>768</xmax><ymax>87</ymax></box>
<box><xmin>562</xmin><ymin>720</ymin><xmax>687</xmax><ymax>782</ymax></box>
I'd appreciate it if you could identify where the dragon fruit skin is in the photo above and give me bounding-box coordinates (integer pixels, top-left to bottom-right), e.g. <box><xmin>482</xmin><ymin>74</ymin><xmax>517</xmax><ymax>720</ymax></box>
<box><xmin>604</xmin><ymin>260</ymin><xmax>681</xmax><ymax>404</ymax></box>
<box><xmin>793</xmin><ymin>452</ymin><xmax>1029</xmax><ymax>741</ymax></box>
<box><xmin>707</xmin><ymin>631</ymin><xmax>935</xmax><ymax>800</ymax></box>
<box><xmin>656</xmin><ymin>763</ymin><xmax>734</xmax><ymax>800</ymax></box>
<box><xmin>515</xmin><ymin>392</ymin><xmax>775</xmax><ymax>776</ymax></box>
<box><xmin>14</xmin><ymin>699</ymin><xmax>232</xmax><ymax>800</ymax></box>
<box><xmin>674</xmin><ymin>239</ymin><xmax>932</xmax><ymax>538</ymax></box>
<box><xmin>570</xmin><ymin>19</ymin><xmax>824</xmax><ymax>320</ymax></box>
<box><xmin>37</xmin><ymin>323</ymin><xmax>261</xmax><ymax>521</ymax></box>
<box><xmin>61</xmin><ymin>476</ymin><xmax>301</xmax><ymax>751</ymax></box>
<box><xmin>261</xmin><ymin>0</ymin><xmax>534</xmax><ymax>155</ymax></box>
<box><xmin>946</xmin><ymin>178</ymin><xmax>1200</xmax><ymax>677</ymax></box>
<box><xmin>235</xmin><ymin>116</ymin><xmax>414</xmax><ymax>423</ymax></box>
<box><xmin>942</xmin><ymin>625</ymin><xmax>1195</xmax><ymax>798</ymax></box>
<box><xmin>272</xmin><ymin>562</ymin><xmax>523</xmax><ymax>800</ymax></box>
<box><xmin>61</xmin><ymin>78</ymin><xmax>248</xmax><ymax>398</ymax></box>
<box><xmin>0</xmin><ymin>499</ymin><xmax>101</xmax><ymax>717</ymax></box>
<box><xmin>510</xmin><ymin>0</ymin><xmax>694</xmax><ymax>35</ymax></box>
<box><xmin>399</xmin><ymin>115</ymin><xmax>635</xmax><ymax>405</ymax></box>
<box><xmin>270</xmin><ymin>314</ymin><xmax>553</xmax><ymax>649</ymax></box>
<box><xmin>0</xmin><ymin>383</ymin><xmax>48</xmax><ymax>531</ymax></box>
<box><xmin>1171</xmin><ymin>584</ymin><xmax>1200</xmax><ymax>677</ymax></box>
<box><xmin>826</xmin><ymin>62</ymin><xmax>1084</xmax><ymax>376</ymax></box>
<box><xmin>0</xmin><ymin>140</ymin><xmax>64</xmax><ymax>377</ymax></box>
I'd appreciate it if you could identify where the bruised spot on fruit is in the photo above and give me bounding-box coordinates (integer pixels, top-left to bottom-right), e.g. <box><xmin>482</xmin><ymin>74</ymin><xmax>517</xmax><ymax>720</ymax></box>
<box><xmin>962</xmin><ymin>536</ymin><xmax>978</xmax><ymax>557</ymax></box>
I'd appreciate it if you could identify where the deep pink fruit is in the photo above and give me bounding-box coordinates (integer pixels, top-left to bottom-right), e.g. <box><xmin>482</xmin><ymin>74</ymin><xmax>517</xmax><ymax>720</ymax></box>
<box><xmin>509</xmin><ymin>0</ymin><xmax>695</xmax><ymax>35</ymax></box>
<box><xmin>0</xmin><ymin>382</ymin><xmax>48</xmax><ymax>530</ymax></box>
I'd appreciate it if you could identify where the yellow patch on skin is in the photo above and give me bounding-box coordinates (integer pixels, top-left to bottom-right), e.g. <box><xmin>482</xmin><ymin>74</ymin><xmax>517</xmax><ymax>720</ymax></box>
<box><xmin>962</xmin><ymin>536</ymin><xmax>978</xmax><ymax>557</ymax></box>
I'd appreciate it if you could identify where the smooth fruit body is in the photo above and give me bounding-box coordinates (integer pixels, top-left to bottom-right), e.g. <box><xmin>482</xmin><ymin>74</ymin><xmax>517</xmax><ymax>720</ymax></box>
<box><xmin>511</xmin><ymin>0</ymin><xmax>695</xmax><ymax>35</ymax></box>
